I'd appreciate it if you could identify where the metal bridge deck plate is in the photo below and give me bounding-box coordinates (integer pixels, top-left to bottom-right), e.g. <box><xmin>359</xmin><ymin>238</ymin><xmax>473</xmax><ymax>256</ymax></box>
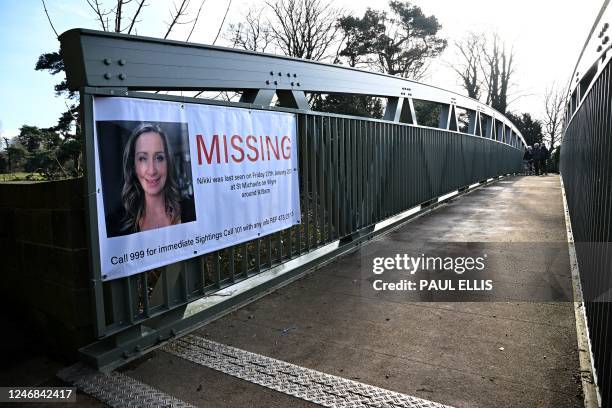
<box><xmin>58</xmin><ymin>362</ymin><xmax>195</xmax><ymax>408</ymax></box>
<box><xmin>163</xmin><ymin>334</ymin><xmax>452</xmax><ymax>408</ymax></box>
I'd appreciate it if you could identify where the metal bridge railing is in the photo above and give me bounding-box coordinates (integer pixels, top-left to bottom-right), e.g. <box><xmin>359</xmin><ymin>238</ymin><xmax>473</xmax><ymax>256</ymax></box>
<box><xmin>563</xmin><ymin>0</ymin><xmax>612</xmax><ymax>404</ymax></box>
<box><xmin>59</xmin><ymin>28</ymin><xmax>524</xmax><ymax>369</ymax></box>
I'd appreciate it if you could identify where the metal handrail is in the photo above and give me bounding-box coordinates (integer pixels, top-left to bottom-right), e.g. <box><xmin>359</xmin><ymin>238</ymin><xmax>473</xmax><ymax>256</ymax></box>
<box><xmin>59</xmin><ymin>28</ymin><xmax>525</xmax><ymax>147</ymax></box>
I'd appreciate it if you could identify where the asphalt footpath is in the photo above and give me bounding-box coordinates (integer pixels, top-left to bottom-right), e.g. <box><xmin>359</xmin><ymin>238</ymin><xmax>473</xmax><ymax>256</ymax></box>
<box><xmin>120</xmin><ymin>174</ymin><xmax>582</xmax><ymax>407</ymax></box>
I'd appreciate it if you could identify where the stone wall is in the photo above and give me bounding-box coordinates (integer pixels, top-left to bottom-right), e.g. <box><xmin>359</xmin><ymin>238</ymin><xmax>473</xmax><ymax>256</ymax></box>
<box><xmin>0</xmin><ymin>178</ymin><xmax>94</xmax><ymax>358</ymax></box>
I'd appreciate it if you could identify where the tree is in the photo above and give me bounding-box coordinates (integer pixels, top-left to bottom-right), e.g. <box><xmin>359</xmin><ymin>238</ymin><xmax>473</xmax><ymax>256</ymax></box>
<box><xmin>230</xmin><ymin>0</ymin><xmax>342</xmax><ymax>60</ymax></box>
<box><xmin>5</xmin><ymin>141</ymin><xmax>27</xmax><ymax>173</ymax></box>
<box><xmin>14</xmin><ymin>125</ymin><xmax>66</xmax><ymax>177</ymax></box>
<box><xmin>0</xmin><ymin>152</ymin><xmax>7</xmax><ymax>174</ymax></box>
<box><xmin>543</xmin><ymin>84</ymin><xmax>565</xmax><ymax>150</ymax></box>
<box><xmin>0</xmin><ymin>137</ymin><xmax>8</xmax><ymax>173</ymax></box>
<box><xmin>227</xmin><ymin>9</ymin><xmax>273</xmax><ymax>52</ymax></box>
<box><xmin>452</xmin><ymin>32</ymin><xmax>515</xmax><ymax>113</ymax></box>
<box><xmin>312</xmin><ymin>94</ymin><xmax>384</xmax><ymax>119</ymax></box>
<box><xmin>267</xmin><ymin>0</ymin><xmax>341</xmax><ymax>60</ymax></box>
<box><xmin>451</xmin><ymin>33</ymin><xmax>482</xmax><ymax>99</ymax></box>
<box><xmin>337</xmin><ymin>1</ymin><xmax>447</xmax><ymax>79</ymax></box>
<box><xmin>506</xmin><ymin>112</ymin><xmax>542</xmax><ymax>147</ymax></box>
<box><xmin>36</xmin><ymin>0</ymin><xmax>216</xmax><ymax>178</ymax></box>
<box><xmin>480</xmin><ymin>34</ymin><xmax>514</xmax><ymax>113</ymax></box>
<box><xmin>322</xmin><ymin>1</ymin><xmax>447</xmax><ymax>118</ymax></box>
<box><xmin>337</xmin><ymin>10</ymin><xmax>386</xmax><ymax>68</ymax></box>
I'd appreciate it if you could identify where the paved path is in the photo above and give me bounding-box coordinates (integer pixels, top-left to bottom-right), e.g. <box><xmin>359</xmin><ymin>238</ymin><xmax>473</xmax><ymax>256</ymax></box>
<box><xmin>117</xmin><ymin>175</ymin><xmax>582</xmax><ymax>407</ymax></box>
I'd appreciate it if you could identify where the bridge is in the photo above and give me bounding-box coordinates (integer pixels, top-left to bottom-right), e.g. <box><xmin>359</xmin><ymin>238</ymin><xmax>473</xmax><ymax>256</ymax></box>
<box><xmin>0</xmin><ymin>2</ymin><xmax>610</xmax><ymax>407</ymax></box>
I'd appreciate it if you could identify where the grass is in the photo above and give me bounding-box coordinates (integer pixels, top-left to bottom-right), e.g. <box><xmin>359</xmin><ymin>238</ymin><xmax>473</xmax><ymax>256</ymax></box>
<box><xmin>0</xmin><ymin>172</ymin><xmax>46</xmax><ymax>182</ymax></box>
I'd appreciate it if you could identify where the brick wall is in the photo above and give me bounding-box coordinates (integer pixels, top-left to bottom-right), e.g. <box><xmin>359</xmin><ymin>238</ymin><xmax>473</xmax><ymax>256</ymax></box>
<box><xmin>0</xmin><ymin>178</ymin><xmax>94</xmax><ymax>358</ymax></box>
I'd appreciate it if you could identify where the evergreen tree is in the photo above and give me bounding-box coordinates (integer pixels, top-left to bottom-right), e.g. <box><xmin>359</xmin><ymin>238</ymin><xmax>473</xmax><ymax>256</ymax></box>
<box><xmin>506</xmin><ymin>112</ymin><xmax>543</xmax><ymax>147</ymax></box>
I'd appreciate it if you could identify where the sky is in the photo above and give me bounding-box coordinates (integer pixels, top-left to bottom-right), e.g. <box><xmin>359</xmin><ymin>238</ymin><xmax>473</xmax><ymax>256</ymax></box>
<box><xmin>0</xmin><ymin>0</ymin><xmax>604</xmax><ymax>140</ymax></box>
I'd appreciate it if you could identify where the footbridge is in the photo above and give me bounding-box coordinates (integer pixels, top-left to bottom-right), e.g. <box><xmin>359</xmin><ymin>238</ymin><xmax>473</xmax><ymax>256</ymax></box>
<box><xmin>58</xmin><ymin>25</ymin><xmax>524</xmax><ymax>361</ymax></box>
<box><xmin>2</xmin><ymin>4</ymin><xmax>611</xmax><ymax>405</ymax></box>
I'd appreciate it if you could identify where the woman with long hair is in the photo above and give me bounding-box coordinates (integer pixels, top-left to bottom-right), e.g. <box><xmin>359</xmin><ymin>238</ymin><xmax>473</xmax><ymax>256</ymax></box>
<box><xmin>121</xmin><ymin>124</ymin><xmax>182</xmax><ymax>233</ymax></box>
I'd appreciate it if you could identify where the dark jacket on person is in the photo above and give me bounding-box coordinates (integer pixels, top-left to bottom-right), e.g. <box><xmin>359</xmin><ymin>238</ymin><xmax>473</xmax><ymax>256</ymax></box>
<box><xmin>523</xmin><ymin>150</ymin><xmax>533</xmax><ymax>160</ymax></box>
<box><xmin>532</xmin><ymin>147</ymin><xmax>544</xmax><ymax>161</ymax></box>
<box><xmin>540</xmin><ymin>145</ymin><xmax>549</xmax><ymax>160</ymax></box>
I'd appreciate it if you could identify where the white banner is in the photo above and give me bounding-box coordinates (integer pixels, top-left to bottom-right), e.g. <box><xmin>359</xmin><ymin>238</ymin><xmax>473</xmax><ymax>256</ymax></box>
<box><xmin>92</xmin><ymin>96</ymin><xmax>301</xmax><ymax>281</ymax></box>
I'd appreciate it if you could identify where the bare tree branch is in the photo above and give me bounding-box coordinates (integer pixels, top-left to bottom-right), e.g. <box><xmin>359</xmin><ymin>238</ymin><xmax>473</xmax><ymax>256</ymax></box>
<box><xmin>127</xmin><ymin>0</ymin><xmax>146</xmax><ymax>34</ymax></box>
<box><xmin>478</xmin><ymin>33</ymin><xmax>515</xmax><ymax>113</ymax></box>
<box><xmin>164</xmin><ymin>0</ymin><xmax>190</xmax><ymax>39</ymax></box>
<box><xmin>264</xmin><ymin>0</ymin><xmax>342</xmax><ymax>61</ymax></box>
<box><xmin>86</xmin><ymin>0</ymin><xmax>109</xmax><ymax>31</ymax></box>
<box><xmin>186</xmin><ymin>0</ymin><xmax>206</xmax><ymax>41</ymax></box>
<box><xmin>41</xmin><ymin>0</ymin><xmax>59</xmax><ymax>39</ymax></box>
<box><xmin>227</xmin><ymin>8</ymin><xmax>273</xmax><ymax>52</ymax></box>
<box><xmin>213</xmin><ymin>0</ymin><xmax>232</xmax><ymax>45</ymax></box>
<box><xmin>543</xmin><ymin>84</ymin><xmax>565</xmax><ymax>149</ymax></box>
<box><xmin>115</xmin><ymin>0</ymin><xmax>123</xmax><ymax>32</ymax></box>
<box><xmin>451</xmin><ymin>33</ymin><xmax>482</xmax><ymax>99</ymax></box>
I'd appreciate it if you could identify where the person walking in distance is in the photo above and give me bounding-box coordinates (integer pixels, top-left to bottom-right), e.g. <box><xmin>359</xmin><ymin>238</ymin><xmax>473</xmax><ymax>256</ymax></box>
<box><xmin>540</xmin><ymin>143</ymin><xmax>549</xmax><ymax>176</ymax></box>
<box><xmin>532</xmin><ymin>143</ymin><xmax>543</xmax><ymax>176</ymax></box>
<box><xmin>523</xmin><ymin>146</ymin><xmax>534</xmax><ymax>175</ymax></box>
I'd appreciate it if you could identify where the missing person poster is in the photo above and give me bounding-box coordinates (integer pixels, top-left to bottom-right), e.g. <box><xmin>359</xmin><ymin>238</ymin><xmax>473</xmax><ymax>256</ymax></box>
<box><xmin>92</xmin><ymin>96</ymin><xmax>301</xmax><ymax>281</ymax></box>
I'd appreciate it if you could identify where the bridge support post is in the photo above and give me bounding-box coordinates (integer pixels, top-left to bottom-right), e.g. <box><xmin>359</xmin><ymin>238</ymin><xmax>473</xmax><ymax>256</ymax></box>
<box><xmin>276</xmin><ymin>90</ymin><xmax>310</xmax><ymax>110</ymax></box>
<box><xmin>383</xmin><ymin>97</ymin><xmax>405</xmax><ymax>122</ymax></box>
<box><xmin>439</xmin><ymin>104</ymin><xmax>449</xmax><ymax>129</ymax></box>
<box><xmin>468</xmin><ymin>110</ymin><xmax>478</xmax><ymax>135</ymax></box>
<box><xmin>239</xmin><ymin>89</ymin><xmax>276</xmax><ymax>106</ymax></box>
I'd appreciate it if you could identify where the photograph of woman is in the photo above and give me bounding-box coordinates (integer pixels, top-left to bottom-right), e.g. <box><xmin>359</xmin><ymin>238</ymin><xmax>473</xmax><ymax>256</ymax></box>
<box><xmin>98</xmin><ymin>121</ymin><xmax>196</xmax><ymax>238</ymax></box>
<box><xmin>122</xmin><ymin>123</ymin><xmax>183</xmax><ymax>233</ymax></box>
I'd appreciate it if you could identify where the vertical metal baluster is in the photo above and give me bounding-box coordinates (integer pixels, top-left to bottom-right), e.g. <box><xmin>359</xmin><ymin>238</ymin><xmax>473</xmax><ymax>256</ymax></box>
<box><xmin>345</xmin><ymin>118</ymin><xmax>351</xmax><ymax>232</ymax></box>
<box><xmin>319</xmin><ymin>116</ymin><xmax>326</xmax><ymax>244</ymax></box>
<box><xmin>384</xmin><ymin>123</ymin><xmax>388</xmax><ymax>217</ymax></box>
<box><xmin>410</xmin><ymin>127</ymin><xmax>415</xmax><ymax>208</ymax></box>
<box><xmin>326</xmin><ymin>116</ymin><xmax>333</xmax><ymax>242</ymax></box>
<box><xmin>142</xmin><ymin>272</ymin><xmax>150</xmax><ymax>317</ymax></box>
<box><xmin>181</xmin><ymin>261</ymin><xmax>189</xmax><ymax>302</ymax></box>
<box><xmin>305</xmin><ymin>115</ymin><xmax>311</xmax><ymax>251</ymax></box>
<box><xmin>383</xmin><ymin>123</ymin><xmax>389</xmax><ymax>217</ymax></box>
<box><xmin>376</xmin><ymin>122</ymin><xmax>381</xmax><ymax>222</ymax></box>
<box><xmin>366</xmin><ymin>121</ymin><xmax>371</xmax><ymax>222</ymax></box>
<box><xmin>402</xmin><ymin>126</ymin><xmax>407</xmax><ymax>209</ymax></box>
<box><xmin>297</xmin><ymin>116</ymin><xmax>304</xmax><ymax>254</ymax></box>
<box><xmin>356</xmin><ymin>120</ymin><xmax>362</xmax><ymax>229</ymax></box>
<box><xmin>126</xmin><ymin>276</ymin><xmax>135</xmax><ymax>324</ymax></box>
<box><xmin>242</xmin><ymin>243</ymin><xmax>248</xmax><ymax>277</ymax></box>
<box><xmin>162</xmin><ymin>267</ymin><xmax>170</xmax><ymax>308</ymax></box>
<box><xmin>287</xmin><ymin>227</ymin><xmax>293</xmax><ymax>259</ymax></box>
<box><xmin>393</xmin><ymin>124</ymin><xmax>398</xmax><ymax>214</ymax></box>
<box><xmin>360</xmin><ymin>120</ymin><xmax>365</xmax><ymax>228</ymax></box>
<box><xmin>266</xmin><ymin>235</ymin><xmax>272</xmax><ymax>267</ymax></box>
<box><xmin>312</xmin><ymin>115</ymin><xmax>319</xmax><ymax>246</ymax></box>
<box><xmin>229</xmin><ymin>247</ymin><xmax>235</xmax><ymax>283</ymax></box>
<box><xmin>333</xmin><ymin>117</ymin><xmax>339</xmax><ymax>239</ymax></box>
<box><xmin>351</xmin><ymin>120</ymin><xmax>357</xmax><ymax>232</ymax></box>
<box><xmin>339</xmin><ymin>118</ymin><xmax>346</xmax><ymax>237</ymax></box>
<box><xmin>214</xmin><ymin>250</ymin><xmax>221</xmax><ymax>289</ymax></box>
<box><xmin>199</xmin><ymin>255</ymin><xmax>207</xmax><ymax>293</ymax></box>
<box><xmin>255</xmin><ymin>238</ymin><xmax>261</xmax><ymax>274</ymax></box>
